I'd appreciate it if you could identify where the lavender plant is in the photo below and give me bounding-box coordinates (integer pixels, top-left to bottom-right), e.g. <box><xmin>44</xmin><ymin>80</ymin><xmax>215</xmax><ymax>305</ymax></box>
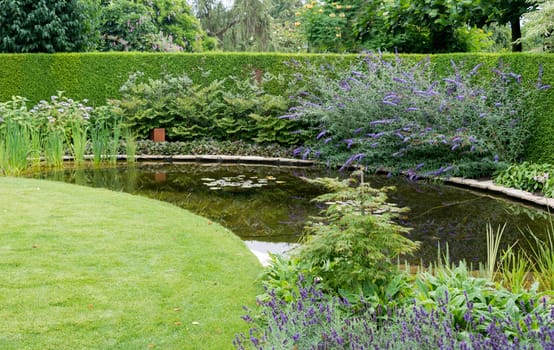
<box><xmin>284</xmin><ymin>53</ymin><xmax>550</xmax><ymax>178</ymax></box>
<box><xmin>235</xmin><ymin>277</ymin><xmax>553</xmax><ymax>349</ymax></box>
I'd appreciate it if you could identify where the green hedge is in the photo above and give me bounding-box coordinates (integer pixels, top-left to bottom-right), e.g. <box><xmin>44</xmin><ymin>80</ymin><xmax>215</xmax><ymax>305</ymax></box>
<box><xmin>0</xmin><ymin>52</ymin><xmax>553</xmax><ymax>162</ymax></box>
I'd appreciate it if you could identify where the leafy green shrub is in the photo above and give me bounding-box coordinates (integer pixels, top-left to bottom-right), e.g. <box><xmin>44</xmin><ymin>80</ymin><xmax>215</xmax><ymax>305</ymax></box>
<box><xmin>237</xmin><ymin>271</ymin><xmax>553</xmax><ymax>349</ymax></box>
<box><xmin>290</xmin><ymin>176</ymin><xmax>419</xmax><ymax>301</ymax></box>
<box><xmin>114</xmin><ymin>71</ymin><xmax>304</xmax><ymax>145</ymax></box>
<box><xmin>494</xmin><ymin>161</ymin><xmax>554</xmax><ymax>197</ymax></box>
<box><xmin>134</xmin><ymin>139</ymin><xmax>295</xmax><ymax>158</ymax></box>
<box><xmin>414</xmin><ymin>261</ymin><xmax>551</xmax><ymax>337</ymax></box>
<box><xmin>284</xmin><ymin>53</ymin><xmax>549</xmax><ymax>178</ymax></box>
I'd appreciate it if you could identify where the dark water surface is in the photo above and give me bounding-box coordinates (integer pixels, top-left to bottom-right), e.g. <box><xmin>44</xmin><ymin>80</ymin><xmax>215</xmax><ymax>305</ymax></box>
<box><xmin>26</xmin><ymin>162</ymin><xmax>553</xmax><ymax>265</ymax></box>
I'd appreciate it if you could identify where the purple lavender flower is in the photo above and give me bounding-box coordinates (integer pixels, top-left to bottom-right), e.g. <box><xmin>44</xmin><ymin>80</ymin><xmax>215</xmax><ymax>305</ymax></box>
<box><xmin>370</xmin><ymin>119</ymin><xmax>396</xmax><ymax>125</ymax></box>
<box><xmin>339</xmin><ymin>80</ymin><xmax>351</xmax><ymax>91</ymax></box>
<box><xmin>316</xmin><ymin>130</ymin><xmax>327</xmax><ymax>140</ymax></box>
<box><xmin>343</xmin><ymin>139</ymin><xmax>355</xmax><ymax>149</ymax></box>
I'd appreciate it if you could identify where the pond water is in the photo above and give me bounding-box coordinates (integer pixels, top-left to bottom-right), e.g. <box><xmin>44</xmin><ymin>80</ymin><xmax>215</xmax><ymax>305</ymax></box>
<box><xmin>27</xmin><ymin>162</ymin><xmax>553</xmax><ymax>265</ymax></box>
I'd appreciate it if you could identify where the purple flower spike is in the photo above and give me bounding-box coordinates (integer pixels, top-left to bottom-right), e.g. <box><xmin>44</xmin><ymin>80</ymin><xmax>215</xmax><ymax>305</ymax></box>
<box><xmin>382</xmin><ymin>100</ymin><xmax>398</xmax><ymax>107</ymax></box>
<box><xmin>343</xmin><ymin>139</ymin><xmax>355</xmax><ymax>149</ymax></box>
<box><xmin>317</xmin><ymin>130</ymin><xmax>327</xmax><ymax>140</ymax></box>
<box><xmin>393</xmin><ymin>77</ymin><xmax>408</xmax><ymax>84</ymax></box>
<box><xmin>339</xmin><ymin>80</ymin><xmax>351</xmax><ymax>91</ymax></box>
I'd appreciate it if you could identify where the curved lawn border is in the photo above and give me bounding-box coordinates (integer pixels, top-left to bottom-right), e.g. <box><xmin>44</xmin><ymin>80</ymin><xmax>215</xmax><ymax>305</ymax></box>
<box><xmin>0</xmin><ymin>176</ymin><xmax>262</xmax><ymax>349</ymax></box>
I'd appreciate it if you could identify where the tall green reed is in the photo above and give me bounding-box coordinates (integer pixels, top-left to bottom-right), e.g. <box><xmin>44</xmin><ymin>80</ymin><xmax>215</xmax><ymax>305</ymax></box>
<box><xmin>29</xmin><ymin>129</ymin><xmax>42</xmax><ymax>168</ymax></box>
<box><xmin>90</xmin><ymin>121</ymin><xmax>110</xmax><ymax>166</ymax></box>
<box><xmin>498</xmin><ymin>244</ymin><xmax>531</xmax><ymax>294</ymax></box>
<box><xmin>123</xmin><ymin>128</ymin><xmax>137</xmax><ymax>163</ymax></box>
<box><xmin>44</xmin><ymin>130</ymin><xmax>65</xmax><ymax>167</ymax></box>
<box><xmin>70</xmin><ymin>119</ymin><xmax>88</xmax><ymax>166</ymax></box>
<box><xmin>0</xmin><ymin>120</ymin><xmax>31</xmax><ymax>175</ymax></box>
<box><xmin>108</xmin><ymin>120</ymin><xmax>121</xmax><ymax>165</ymax></box>
<box><xmin>525</xmin><ymin>220</ymin><xmax>554</xmax><ymax>292</ymax></box>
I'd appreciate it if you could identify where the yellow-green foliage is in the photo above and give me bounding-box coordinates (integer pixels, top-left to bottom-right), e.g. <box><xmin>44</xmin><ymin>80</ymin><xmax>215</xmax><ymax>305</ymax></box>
<box><xmin>0</xmin><ymin>52</ymin><xmax>552</xmax><ymax>161</ymax></box>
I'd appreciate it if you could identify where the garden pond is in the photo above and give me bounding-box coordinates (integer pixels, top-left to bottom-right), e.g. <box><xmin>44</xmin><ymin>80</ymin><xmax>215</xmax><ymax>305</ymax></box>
<box><xmin>27</xmin><ymin>162</ymin><xmax>553</xmax><ymax>265</ymax></box>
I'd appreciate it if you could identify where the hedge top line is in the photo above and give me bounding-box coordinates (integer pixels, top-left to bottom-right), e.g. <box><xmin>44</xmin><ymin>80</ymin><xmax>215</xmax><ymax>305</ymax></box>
<box><xmin>1</xmin><ymin>51</ymin><xmax>552</xmax><ymax>105</ymax></box>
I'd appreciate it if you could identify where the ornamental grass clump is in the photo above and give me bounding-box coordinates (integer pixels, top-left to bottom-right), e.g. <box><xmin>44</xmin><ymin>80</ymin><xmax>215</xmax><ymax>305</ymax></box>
<box><xmin>284</xmin><ymin>53</ymin><xmax>550</xmax><ymax>178</ymax></box>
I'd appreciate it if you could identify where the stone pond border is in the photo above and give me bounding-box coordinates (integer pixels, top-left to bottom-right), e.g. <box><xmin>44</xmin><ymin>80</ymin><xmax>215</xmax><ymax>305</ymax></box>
<box><xmin>446</xmin><ymin>177</ymin><xmax>554</xmax><ymax>211</ymax></box>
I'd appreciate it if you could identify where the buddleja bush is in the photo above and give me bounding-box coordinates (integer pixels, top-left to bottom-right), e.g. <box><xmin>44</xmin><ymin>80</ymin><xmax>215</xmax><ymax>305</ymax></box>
<box><xmin>284</xmin><ymin>53</ymin><xmax>550</xmax><ymax>178</ymax></box>
<box><xmin>114</xmin><ymin>71</ymin><xmax>303</xmax><ymax>145</ymax></box>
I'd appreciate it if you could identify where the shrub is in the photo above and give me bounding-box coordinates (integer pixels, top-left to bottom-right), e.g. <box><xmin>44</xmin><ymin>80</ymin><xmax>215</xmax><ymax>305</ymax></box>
<box><xmin>494</xmin><ymin>161</ymin><xmax>554</xmax><ymax>197</ymax></box>
<box><xmin>235</xmin><ymin>276</ymin><xmax>554</xmax><ymax>349</ymax></box>
<box><xmin>114</xmin><ymin>71</ymin><xmax>304</xmax><ymax>145</ymax></box>
<box><xmin>283</xmin><ymin>53</ymin><xmax>550</xmax><ymax>178</ymax></box>
<box><xmin>282</xmin><ymin>176</ymin><xmax>419</xmax><ymax>302</ymax></box>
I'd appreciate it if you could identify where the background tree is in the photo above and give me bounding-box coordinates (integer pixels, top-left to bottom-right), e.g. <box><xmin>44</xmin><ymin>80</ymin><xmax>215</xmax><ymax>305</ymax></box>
<box><xmin>485</xmin><ymin>0</ymin><xmax>539</xmax><ymax>51</ymax></box>
<box><xmin>353</xmin><ymin>0</ymin><xmax>536</xmax><ymax>53</ymax></box>
<box><xmin>193</xmin><ymin>0</ymin><xmax>272</xmax><ymax>51</ymax></box>
<box><xmin>98</xmin><ymin>0</ymin><xmax>214</xmax><ymax>52</ymax></box>
<box><xmin>522</xmin><ymin>0</ymin><xmax>554</xmax><ymax>52</ymax></box>
<box><xmin>296</xmin><ymin>0</ymin><xmax>361</xmax><ymax>52</ymax></box>
<box><xmin>0</xmin><ymin>0</ymin><xmax>89</xmax><ymax>52</ymax></box>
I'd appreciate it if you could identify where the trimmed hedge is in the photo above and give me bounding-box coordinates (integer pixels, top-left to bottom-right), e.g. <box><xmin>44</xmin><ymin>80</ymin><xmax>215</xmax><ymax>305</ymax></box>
<box><xmin>0</xmin><ymin>52</ymin><xmax>552</xmax><ymax>161</ymax></box>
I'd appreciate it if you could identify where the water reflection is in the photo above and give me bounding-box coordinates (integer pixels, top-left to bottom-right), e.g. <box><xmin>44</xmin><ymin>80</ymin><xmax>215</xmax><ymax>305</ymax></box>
<box><xmin>26</xmin><ymin>162</ymin><xmax>553</xmax><ymax>265</ymax></box>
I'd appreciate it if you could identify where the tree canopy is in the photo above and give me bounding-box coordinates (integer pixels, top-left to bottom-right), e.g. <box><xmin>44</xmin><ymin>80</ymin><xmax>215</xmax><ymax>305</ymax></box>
<box><xmin>0</xmin><ymin>0</ymin><xmax>89</xmax><ymax>53</ymax></box>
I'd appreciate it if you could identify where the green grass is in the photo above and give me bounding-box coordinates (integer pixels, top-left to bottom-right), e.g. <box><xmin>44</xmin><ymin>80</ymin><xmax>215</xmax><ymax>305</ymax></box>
<box><xmin>0</xmin><ymin>177</ymin><xmax>263</xmax><ymax>349</ymax></box>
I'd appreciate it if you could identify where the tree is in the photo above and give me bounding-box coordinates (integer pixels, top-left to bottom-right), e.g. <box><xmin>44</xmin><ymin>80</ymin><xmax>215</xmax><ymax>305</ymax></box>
<box><xmin>354</xmin><ymin>0</ymin><xmax>491</xmax><ymax>53</ymax></box>
<box><xmin>193</xmin><ymin>0</ymin><xmax>273</xmax><ymax>51</ymax></box>
<box><xmin>0</xmin><ymin>0</ymin><xmax>88</xmax><ymax>52</ymax></box>
<box><xmin>486</xmin><ymin>0</ymin><xmax>539</xmax><ymax>51</ymax></box>
<box><xmin>296</xmin><ymin>0</ymin><xmax>361</xmax><ymax>52</ymax></box>
<box><xmin>98</xmin><ymin>0</ymin><xmax>214</xmax><ymax>52</ymax></box>
<box><xmin>523</xmin><ymin>0</ymin><xmax>554</xmax><ymax>52</ymax></box>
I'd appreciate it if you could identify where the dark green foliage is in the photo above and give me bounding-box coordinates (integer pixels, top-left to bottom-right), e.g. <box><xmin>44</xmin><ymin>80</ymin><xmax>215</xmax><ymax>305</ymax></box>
<box><xmin>293</xmin><ymin>177</ymin><xmax>419</xmax><ymax>300</ymax></box>
<box><xmin>134</xmin><ymin>139</ymin><xmax>294</xmax><ymax>158</ymax></box>
<box><xmin>97</xmin><ymin>0</ymin><xmax>211</xmax><ymax>52</ymax></box>
<box><xmin>0</xmin><ymin>0</ymin><xmax>88</xmax><ymax>53</ymax></box>
<box><xmin>114</xmin><ymin>71</ymin><xmax>303</xmax><ymax>145</ymax></box>
<box><xmin>494</xmin><ymin>162</ymin><xmax>554</xmax><ymax>197</ymax></box>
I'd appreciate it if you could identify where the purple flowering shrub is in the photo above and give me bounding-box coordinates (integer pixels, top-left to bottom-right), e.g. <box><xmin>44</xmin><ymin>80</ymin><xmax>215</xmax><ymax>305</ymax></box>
<box><xmin>284</xmin><ymin>53</ymin><xmax>550</xmax><ymax>178</ymax></box>
<box><xmin>235</xmin><ymin>274</ymin><xmax>554</xmax><ymax>350</ymax></box>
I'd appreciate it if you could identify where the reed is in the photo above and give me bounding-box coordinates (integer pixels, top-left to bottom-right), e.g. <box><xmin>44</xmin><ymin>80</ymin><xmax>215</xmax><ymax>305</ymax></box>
<box><xmin>525</xmin><ymin>220</ymin><xmax>554</xmax><ymax>292</ymax></box>
<box><xmin>498</xmin><ymin>244</ymin><xmax>532</xmax><ymax>293</ymax></box>
<box><xmin>90</xmin><ymin>121</ymin><xmax>110</xmax><ymax>166</ymax></box>
<box><xmin>29</xmin><ymin>129</ymin><xmax>42</xmax><ymax>168</ymax></box>
<box><xmin>44</xmin><ymin>130</ymin><xmax>65</xmax><ymax>167</ymax></box>
<box><xmin>70</xmin><ymin>119</ymin><xmax>87</xmax><ymax>165</ymax></box>
<box><xmin>0</xmin><ymin>120</ymin><xmax>31</xmax><ymax>175</ymax></box>
<box><xmin>485</xmin><ymin>223</ymin><xmax>506</xmax><ymax>281</ymax></box>
<box><xmin>123</xmin><ymin>128</ymin><xmax>137</xmax><ymax>163</ymax></box>
<box><xmin>108</xmin><ymin>120</ymin><xmax>121</xmax><ymax>165</ymax></box>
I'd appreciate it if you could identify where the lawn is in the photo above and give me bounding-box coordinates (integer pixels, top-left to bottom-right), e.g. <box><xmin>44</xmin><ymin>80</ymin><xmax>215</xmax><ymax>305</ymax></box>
<box><xmin>0</xmin><ymin>176</ymin><xmax>263</xmax><ymax>349</ymax></box>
